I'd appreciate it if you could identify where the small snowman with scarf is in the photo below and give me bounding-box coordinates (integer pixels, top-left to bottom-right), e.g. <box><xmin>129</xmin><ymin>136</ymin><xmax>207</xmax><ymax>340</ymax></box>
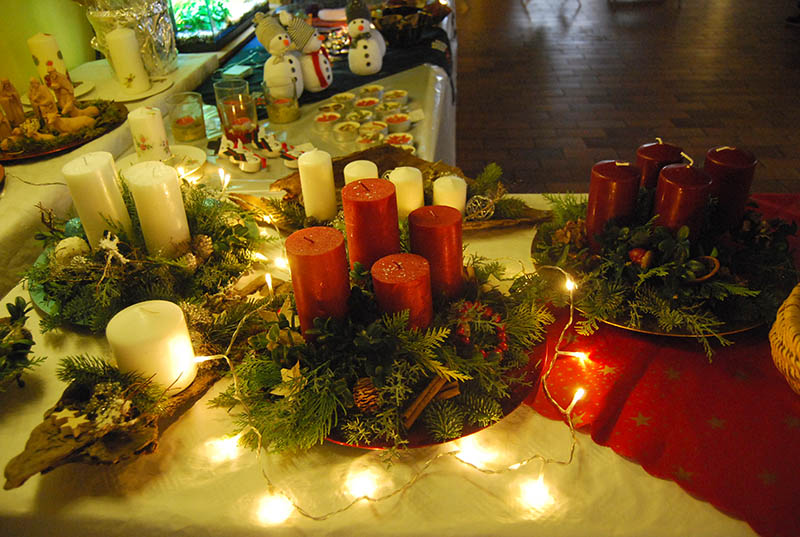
<box><xmin>280</xmin><ymin>12</ymin><xmax>333</xmax><ymax>93</ymax></box>
<box><xmin>255</xmin><ymin>12</ymin><xmax>304</xmax><ymax>99</ymax></box>
<box><xmin>346</xmin><ymin>0</ymin><xmax>386</xmax><ymax>76</ymax></box>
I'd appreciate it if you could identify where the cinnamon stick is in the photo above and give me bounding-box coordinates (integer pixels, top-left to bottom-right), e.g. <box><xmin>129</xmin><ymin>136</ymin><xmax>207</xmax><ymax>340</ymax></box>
<box><xmin>403</xmin><ymin>376</ymin><xmax>447</xmax><ymax>430</ymax></box>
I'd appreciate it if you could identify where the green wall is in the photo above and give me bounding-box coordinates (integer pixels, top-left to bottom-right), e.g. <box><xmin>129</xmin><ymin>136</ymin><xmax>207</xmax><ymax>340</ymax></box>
<box><xmin>0</xmin><ymin>0</ymin><xmax>95</xmax><ymax>90</ymax></box>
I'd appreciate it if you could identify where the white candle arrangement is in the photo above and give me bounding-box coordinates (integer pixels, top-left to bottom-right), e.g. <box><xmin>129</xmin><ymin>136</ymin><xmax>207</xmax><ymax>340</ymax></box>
<box><xmin>298</xmin><ymin>149</ymin><xmax>337</xmax><ymax>221</ymax></box>
<box><xmin>61</xmin><ymin>152</ymin><xmax>133</xmax><ymax>249</ymax></box>
<box><xmin>433</xmin><ymin>175</ymin><xmax>468</xmax><ymax>214</ymax></box>
<box><xmin>123</xmin><ymin>161</ymin><xmax>190</xmax><ymax>258</ymax></box>
<box><xmin>389</xmin><ymin>166</ymin><xmax>424</xmax><ymax>218</ymax></box>
<box><xmin>343</xmin><ymin>160</ymin><xmax>378</xmax><ymax>184</ymax></box>
<box><xmin>106</xmin><ymin>300</ymin><xmax>197</xmax><ymax>392</ymax></box>
<box><xmin>128</xmin><ymin>106</ymin><xmax>172</xmax><ymax>162</ymax></box>
<box><xmin>105</xmin><ymin>27</ymin><xmax>151</xmax><ymax>94</ymax></box>
<box><xmin>27</xmin><ymin>33</ymin><xmax>67</xmax><ymax>82</ymax></box>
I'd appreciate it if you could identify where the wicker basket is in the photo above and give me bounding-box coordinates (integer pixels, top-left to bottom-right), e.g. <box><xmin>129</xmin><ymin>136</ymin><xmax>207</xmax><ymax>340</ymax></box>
<box><xmin>770</xmin><ymin>284</ymin><xmax>800</xmax><ymax>395</ymax></box>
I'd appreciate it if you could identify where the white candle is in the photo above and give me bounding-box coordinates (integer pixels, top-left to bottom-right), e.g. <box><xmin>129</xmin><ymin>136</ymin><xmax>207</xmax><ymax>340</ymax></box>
<box><xmin>433</xmin><ymin>175</ymin><xmax>468</xmax><ymax>214</ymax></box>
<box><xmin>388</xmin><ymin>166</ymin><xmax>424</xmax><ymax>219</ymax></box>
<box><xmin>27</xmin><ymin>33</ymin><xmax>67</xmax><ymax>82</ymax></box>
<box><xmin>106</xmin><ymin>300</ymin><xmax>197</xmax><ymax>392</ymax></box>
<box><xmin>298</xmin><ymin>149</ymin><xmax>337</xmax><ymax>221</ymax></box>
<box><xmin>128</xmin><ymin>106</ymin><xmax>171</xmax><ymax>162</ymax></box>
<box><xmin>105</xmin><ymin>27</ymin><xmax>151</xmax><ymax>94</ymax></box>
<box><xmin>343</xmin><ymin>160</ymin><xmax>379</xmax><ymax>185</ymax></box>
<box><xmin>123</xmin><ymin>161</ymin><xmax>190</xmax><ymax>258</ymax></box>
<box><xmin>61</xmin><ymin>152</ymin><xmax>133</xmax><ymax>249</ymax></box>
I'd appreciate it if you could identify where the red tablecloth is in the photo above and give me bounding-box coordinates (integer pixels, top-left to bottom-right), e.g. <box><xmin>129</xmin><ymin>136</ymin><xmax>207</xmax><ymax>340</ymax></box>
<box><xmin>528</xmin><ymin>194</ymin><xmax>800</xmax><ymax>537</ymax></box>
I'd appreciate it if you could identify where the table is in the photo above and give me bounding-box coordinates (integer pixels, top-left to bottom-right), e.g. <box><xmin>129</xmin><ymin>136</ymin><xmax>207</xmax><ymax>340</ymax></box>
<box><xmin>0</xmin><ymin>54</ymin><xmax>219</xmax><ymax>297</ymax></box>
<box><xmin>0</xmin><ymin>194</ymin><xmax>761</xmax><ymax>537</ymax></box>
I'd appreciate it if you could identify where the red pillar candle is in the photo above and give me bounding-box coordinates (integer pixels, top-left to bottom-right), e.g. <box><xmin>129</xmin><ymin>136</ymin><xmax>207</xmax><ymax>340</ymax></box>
<box><xmin>342</xmin><ymin>178</ymin><xmax>401</xmax><ymax>270</ymax></box>
<box><xmin>635</xmin><ymin>141</ymin><xmax>684</xmax><ymax>189</ymax></box>
<box><xmin>371</xmin><ymin>253</ymin><xmax>433</xmax><ymax>330</ymax></box>
<box><xmin>408</xmin><ymin>205</ymin><xmax>463</xmax><ymax>300</ymax></box>
<box><xmin>703</xmin><ymin>146</ymin><xmax>757</xmax><ymax>231</ymax></box>
<box><xmin>586</xmin><ymin>160</ymin><xmax>640</xmax><ymax>251</ymax></box>
<box><xmin>285</xmin><ymin>226</ymin><xmax>351</xmax><ymax>334</ymax></box>
<box><xmin>654</xmin><ymin>164</ymin><xmax>714</xmax><ymax>238</ymax></box>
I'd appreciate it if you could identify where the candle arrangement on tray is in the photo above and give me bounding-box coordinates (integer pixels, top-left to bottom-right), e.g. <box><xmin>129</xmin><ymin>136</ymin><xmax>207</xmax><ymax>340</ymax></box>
<box><xmin>532</xmin><ymin>141</ymin><xmax>799</xmax><ymax>357</ymax></box>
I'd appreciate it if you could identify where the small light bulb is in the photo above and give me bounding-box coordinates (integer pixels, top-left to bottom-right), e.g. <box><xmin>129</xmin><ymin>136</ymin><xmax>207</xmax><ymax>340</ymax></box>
<box><xmin>456</xmin><ymin>436</ymin><xmax>497</xmax><ymax>468</ymax></box>
<box><xmin>574</xmin><ymin>351</ymin><xmax>588</xmax><ymax>367</ymax></box>
<box><xmin>520</xmin><ymin>475</ymin><xmax>554</xmax><ymax>510</ymax></box>
<box><xmin>274</xmin><ymin>256</ymin><xmax>289</xmax><ymax>270</ymax></box>
<box><xmin>206</xmin><ymin>433</ymin><xmax>242</xmax><ymax>463</ymax></box>
<box><xmin>573</xmin><ymin>388</ymin><xmax>586</xmax><ymax>404</ymax></box>
<box><xmin>565</xmin><ymin>278</ymin><xmax>576</xmax><ymax>292</ymax></box>
<box><xmin>265</xmin><ymin>273</ymin><xmax>274</xmax><ymax>296</ymax></box>
<box><xmin>256</xmin><ymin>492</ymin><xmax>294</xmax><ymax>524</ymax></box>
<box><xmin>252</xmin><ymin>252</ymin><xmax>268</xmax><ymax>262</ymax></box>
<box><xmin>346</xmin><ymin>470</ymin><xmax>378</xmax><ymax>499</ymax></box>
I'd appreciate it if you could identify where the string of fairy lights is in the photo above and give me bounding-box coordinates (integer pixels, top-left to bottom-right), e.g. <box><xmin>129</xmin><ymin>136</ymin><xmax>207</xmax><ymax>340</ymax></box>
<box><xmin>201</xmin><ymin>251</ymin><xmax>588</xmax><ymax>524</ymax></box>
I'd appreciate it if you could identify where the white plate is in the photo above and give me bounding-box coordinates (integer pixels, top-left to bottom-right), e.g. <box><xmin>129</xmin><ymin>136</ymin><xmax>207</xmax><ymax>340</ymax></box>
<box><xmin>21</xmin><ymin>80</ymin><xmax>95</xmax><ymax>106</ymax></box>
<box><xmin>111</xmin><ymin>79</ymin><xmax>174</xmax><ymax>103</ymax></box>
<box><xmin>116</xmin><ymin>144</ymin><xmax>207</xmax><ymax>176</ymax></box>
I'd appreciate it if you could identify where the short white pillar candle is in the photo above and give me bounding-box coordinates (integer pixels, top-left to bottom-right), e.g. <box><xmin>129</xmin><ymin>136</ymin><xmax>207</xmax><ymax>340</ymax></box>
<box><xmin>123</xmin><ymin>161</ymin><xmax>190</xmax><ymax>258</ymax></box>
<box><xmin>388</xmin><ymin>166</ymin><xmax>424</xmax><ymax>219</ymax></box>
<box><xmin>105</xmin><ymin>27</ymin><xmax>151</xmax><ymax>94</ymax></box>
<box><xmin>298</xmin><ymin>149</ymin><xmax>337</xmax><ymax>221</ymax></box>
<box><xmin>128</xmin><ymin>106</ymin><xmax>172</xmax><ymax>162</ymax></box>
<box><xmin>27</xmin><ymin>33</ymin><xmax>68</xmax><ymax>83</ymax></box>
<box><xmin>61</xmin><ymin>151</ymin><xmax>133</xmax><ymax>249</ymax></box>
<box><xmin>432</xmin><ymin>175</ymin><xmax>468</xmax><ymax>214</ymax></box>
<box><xmin>344</xmin><ymin>160</ymin><xmax>379</xmax><ymax>185</ymax></box>
<box><xmin>106</xmin><ymin>300</ymin><xmax>197</xmax><ymax>392</ymax></box>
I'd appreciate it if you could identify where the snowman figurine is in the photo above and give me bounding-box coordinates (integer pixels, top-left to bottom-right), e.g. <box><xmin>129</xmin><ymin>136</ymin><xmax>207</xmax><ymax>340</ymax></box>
<box><xmin>254</xmin><ymin>12</ymin><xmax>304</xmax><ymax>99</ymax></box>
<box><xmin>346</xmin><ymin>0</ymin><xmax>385</xmax><ymax>76</ymax></box>
<box><xmin>281</xmin><ymin>13</ymin><xmax>334</xmax><ymax>93</ymax></box>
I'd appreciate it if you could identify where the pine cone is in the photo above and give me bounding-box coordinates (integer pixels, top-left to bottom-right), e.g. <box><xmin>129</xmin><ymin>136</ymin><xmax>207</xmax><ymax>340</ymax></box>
<box><xmin>353</xmin><ymin>377</ymin><xmax>381</xmax><ymax>414</ymax></box>
<box><xmin>192</xmin><ymin>234</ymin><xmax>214</xmax><ymax>261</ymax></box>
<box><xmin>178</xmin><ymin>252</ymin><xmax>198</xmax><ymax>273</ymax></box>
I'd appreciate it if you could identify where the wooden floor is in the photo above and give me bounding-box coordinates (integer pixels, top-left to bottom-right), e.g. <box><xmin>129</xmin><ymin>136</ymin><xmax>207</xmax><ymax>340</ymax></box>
<box><xmin>454</xmin><ymin>0</ymin><xmax>800</xmax><ymax>193</ymax></box>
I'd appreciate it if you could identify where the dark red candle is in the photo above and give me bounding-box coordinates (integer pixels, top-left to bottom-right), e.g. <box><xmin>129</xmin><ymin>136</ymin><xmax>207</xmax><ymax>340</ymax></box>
<box><xmin>654</xmin><ymin>164</ymin><xmax>714</xmax><ymax>238</ymax></box>
<box><xmin>636</xmin><ymin>141</ymin><xmax>684</xmax><ymax>189</ymax></box>
<box><xmin>342</xmin><ymin>179</ymin><xmax>401</xmax><ymax>270</ymax></box>
<box><xmin>285</xmin><ymin>226</ymin><xmax>351</xmax><ymax>334</ymax></box>
<box><xmin>586</xmin><ymin>160</ymin><xmax>640</xmax><ymax>251</ymax></box>
<box><xmin>703</xmin><ymin>146</ymin><xmax>757</xmax><ymax>231</ymax></box>
<box><xmin>371</xmin><ymin>253</ymin><xmax>433</xmax><ymax>330</ymax></box>
<box><xmin>408</xmin><ymin>205</ymin><xmax>463</xmax><ymax>300</ymax></box>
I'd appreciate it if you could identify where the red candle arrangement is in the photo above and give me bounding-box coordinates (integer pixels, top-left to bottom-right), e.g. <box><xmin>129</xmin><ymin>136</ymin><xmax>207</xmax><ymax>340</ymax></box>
<box><xmin>586</xmin><ymin>160</ymin><xmax>640</xmax><ymax>251</ymax></box>
<box><xmin>285</xmin><ymin>226</ymin><xmax>351</xmax><ymax>334</ymax></box>
<box><xmin>371</xmin><ymin>253</ymin><xmax>433</xmax><ymax>330</ymax></box>
<box><xmin>635</xmin><ymin>140</ymin><xmax>684</xmax><ymax>189</ymax></box>
<box><xmin>654</xmin><ymin>164</ymin><xmax>714</xmax><ymax>238</ymax></box>
<box><xmin>408</xmin><ymin>205</ymin><xmax>463</xmax><ymax>300</ymax></box>
<box><xmin>342</xmin><ymin>179</ymin><xmax>401</xmax><ymax>270</ymax></box>
<box><xmin>703</xmin><ymin>146</ymin><xmax>757</xmax><ymax>232</ymax></box>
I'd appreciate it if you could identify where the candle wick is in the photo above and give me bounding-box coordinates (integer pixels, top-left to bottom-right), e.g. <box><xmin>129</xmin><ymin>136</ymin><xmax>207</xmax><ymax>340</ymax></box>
<box><xmin>616</xmin><ymin>161</ymin><xmax>630</xmax><ymax>167</ymax></box>
<box><xmin>655</xmin><ymin>137</ymin><xmax>664</xmax><ymax>144</ymax></box>
<box><xmin>303</xmin><ymin>236</ymin><xmax>315</xmax><ymax>244</ymax></box>
<box><xmin>680</xmin><ymin>151</ymin><xmax>695</xmax><ymax>167</ymax></box>
<box><xmin>359</xmin><ymin>181</ymin><xmax>371</xmax><ymax>192</ymax></box>
<box><xmin>393</xmin><ymin>261</ymin><xmax>403</xmax><ymax>270</ymax></box>
<box><xmin>717</xmin><ymin>146</ymin><xmax>734</xmax><ymax>151</ymax></box>
<box><xmin>83</xmin><ymin>156</ymin><xmax>88</xmax><ymax>165</ymax></box>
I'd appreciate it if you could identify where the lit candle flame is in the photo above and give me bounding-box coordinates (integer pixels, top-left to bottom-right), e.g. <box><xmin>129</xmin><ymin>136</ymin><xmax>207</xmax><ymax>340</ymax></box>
<box><xmin>255</xmin><ymin>492</ymin><xmax>294</xmax><ymax>524</ymax></box>
<box><xmin>265</xmin><ymin>273</ymin><xmax>274</xmax><ymax>296</ymax></box>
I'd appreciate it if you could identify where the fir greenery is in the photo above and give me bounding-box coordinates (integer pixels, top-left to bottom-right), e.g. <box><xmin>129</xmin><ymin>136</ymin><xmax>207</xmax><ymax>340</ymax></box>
<box><xmin>532</xmin><ymin>195</ymin><xmax>798</xmax><ymax>358</ymax></box>
<box><xmin>0</xmin><ymin>297</ymin><xmax>44</xmax><ymax>391</ymax></box>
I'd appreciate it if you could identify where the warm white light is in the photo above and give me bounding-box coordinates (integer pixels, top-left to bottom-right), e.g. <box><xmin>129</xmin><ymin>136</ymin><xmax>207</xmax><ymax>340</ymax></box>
<box><xmin>346</xmin><ymin>470</ymin><xmax>378</xmax><ymax>499</ymax></box>
<box><xmin>206</xmin><ymin>433</ymin><xmax>242</xmax><ymax>463</ymax></box>
<box><xmin>259</xmin><ymin>228</ymin><xmax>270</xmax><ymax>237</ymax></box>
<box><xmin>574</xmin><ymin>351</ymin><xmax>588</xmax><ymax>367</ymax></box>
<box><xmin>252</xmin><ymin>252</ymin><xmax>268</xmax><ymax>262</ymax></box>
<box><xmin>572</xmin><ymin>388</ymin><xmax>586</xmax><ymax>404</ymax></box>
<box><xmin>520</xmin><ymin>475</ymin><xmax>554</xmax><ymax>510</ymax></box>
<box><xmin>565</xmin><ymin>278</ymin><xmax>576</xmax><ymax>292</ymax></box>
<box><xmin>218</xmin><ymin>168</ymin><xmax>230</xmax><ymax>191</ymax></box>
<box><xmin>274</xmin><ymin>256</ymin><xmax>289</xmax><ymax>270</ymax></box>
<box><xmin>265</xmin><ymin>273</ymin><xmax>274</xmax><ymax>296</ymax></box>
<box><xmin>176</xmin><ymin>166</ymin><xmax>185</xmax><ymax>177</ymax></box>
<box><xmin>256</xmin><ymin>492</ymin><xmax>294</xmax><ymax>524</ymax></box>
<box><xmin>263</xmin><ymin>215</ymin><xmax>273</xmax><ymax>224</ymax></box>
<box><xmin>456</xmin><ymin>436</ymin><xmax>497</xmax><ymax>468</ymax></box>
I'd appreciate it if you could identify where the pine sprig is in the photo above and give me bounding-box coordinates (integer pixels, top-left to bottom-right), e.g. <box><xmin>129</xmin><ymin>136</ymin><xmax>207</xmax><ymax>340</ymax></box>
<box><xmin>423</xmin><ymin>399</ymin><xmax>465</xmax><ymax>442</ymax></box>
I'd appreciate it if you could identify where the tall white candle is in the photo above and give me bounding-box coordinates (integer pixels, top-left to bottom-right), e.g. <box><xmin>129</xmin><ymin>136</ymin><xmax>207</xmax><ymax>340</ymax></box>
<box><xmin>106</xmin><ymin>300</ymin><xmax>197</xmax><ymax>392</ymax></box>
<box><xmin>128</xmin><ymin>106</ymin><xmax>171</xmax><ymax>161</ymax></box>
<box><xmin>105</xmin><ymin>27</ymin><xmax>151</xmax><ymax>94</ymax></box>
<box><xmin>61</xmin><ymin>151</ymin><xmax>133</xmax><ymax>249</ymax></box>
<box><xmin>433</xmin><ymin>175</ymin><xmax>468</xmax><ymax>214</ymax></box>
<box><xmin>344</xmin><ymin>160</ymin><xmax>379</xmax><ymax>184</ymax></box>
<box><xmin>27</xmin><ymin>33</ymin><xmax>68</xmax><ymax>82</ymax></box>
<box><xmin>298</xmin><ymin>149</ymin><xmax>337</xmax><ymax>221</ymax></box>
<box><xmin>123</xmin><ymin>161</ymin><xmax>190</xmax><ymax>258</ymax></box>
<box><xmin>388</xmin><ymin>166</ymin><xmax>424</xmax><ymax>219</ymax></box>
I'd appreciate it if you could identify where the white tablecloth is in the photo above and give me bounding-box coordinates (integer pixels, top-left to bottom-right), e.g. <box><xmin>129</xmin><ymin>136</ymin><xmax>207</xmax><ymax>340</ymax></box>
<box><xmin>0</xmin><ymin>195</ymin><xmax>756</xmax><ymax>537</ymax></box>
<box><xmin>0</xmin><ymin>54</ymin><xmax>219</xmax><ymax>297</ymax></box>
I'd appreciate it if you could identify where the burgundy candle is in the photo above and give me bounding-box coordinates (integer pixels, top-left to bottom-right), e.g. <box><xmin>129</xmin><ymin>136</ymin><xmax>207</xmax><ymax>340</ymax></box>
<box><xmin>371</xmin><ymin>253</ymin><xmax>433</xmax><ymax>330</ymax></box>
<box><xmin>703</xmin><ymin>146</ymin><xmax>757</xmax><ymax>231</ymax></box>
<box><xmin>586</xmin><ymin>160</ymin><xmax>640</xmax><ymax>251</ymax></box>
<box><xmin>654</xmin><ymin>164</ymin><xmax>714</xmax><ymax>238</ymax></box>
<box><xmin>285</xmin><ymin>226</ymin><xmax>351</xmax><ymax>334</ymax></box>
<box><xmin>408</xmin><ymin>205</ymin><xmax>463</xmax><ymax>300</ymax></box>
<box><xmin>635</xmin><ymin>141</ymin><xmax>684</xmax><ymax>189</ymax></box>
<box><xmin>342</xmin><ymin>179</ymin><xmax>401</xmax><ymax>270</ymax></box>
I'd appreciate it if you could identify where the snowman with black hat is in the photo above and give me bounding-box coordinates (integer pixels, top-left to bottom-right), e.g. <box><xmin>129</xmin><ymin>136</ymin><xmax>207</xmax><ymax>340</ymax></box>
<box><xmin>346</xmin><ymin>0</ymin><xmax>385</xmax><ymax>76</ymax></box>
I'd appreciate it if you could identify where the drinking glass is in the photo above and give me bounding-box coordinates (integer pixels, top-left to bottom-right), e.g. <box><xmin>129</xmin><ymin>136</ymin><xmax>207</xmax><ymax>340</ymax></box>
<box><xmin>213</xmin><ymin>79</ymin><xmax>257</xmax><ymax>144</ymax></box>
<box><xmin>167</xmin><ymin>92</ymin><xmax>206</xmax><ymax>142</ymax></box>
<box><xmin>263</xmin><ymin>81</ymin><xmax>300</xmax><ymax>124</ymax></box>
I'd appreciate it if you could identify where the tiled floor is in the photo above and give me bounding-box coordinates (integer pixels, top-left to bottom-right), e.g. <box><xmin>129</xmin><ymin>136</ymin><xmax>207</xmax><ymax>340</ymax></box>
<box><xmin>454</xmin><ymin>0</ymin><xmax>800</xmax><ymax>193</ymax></box>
